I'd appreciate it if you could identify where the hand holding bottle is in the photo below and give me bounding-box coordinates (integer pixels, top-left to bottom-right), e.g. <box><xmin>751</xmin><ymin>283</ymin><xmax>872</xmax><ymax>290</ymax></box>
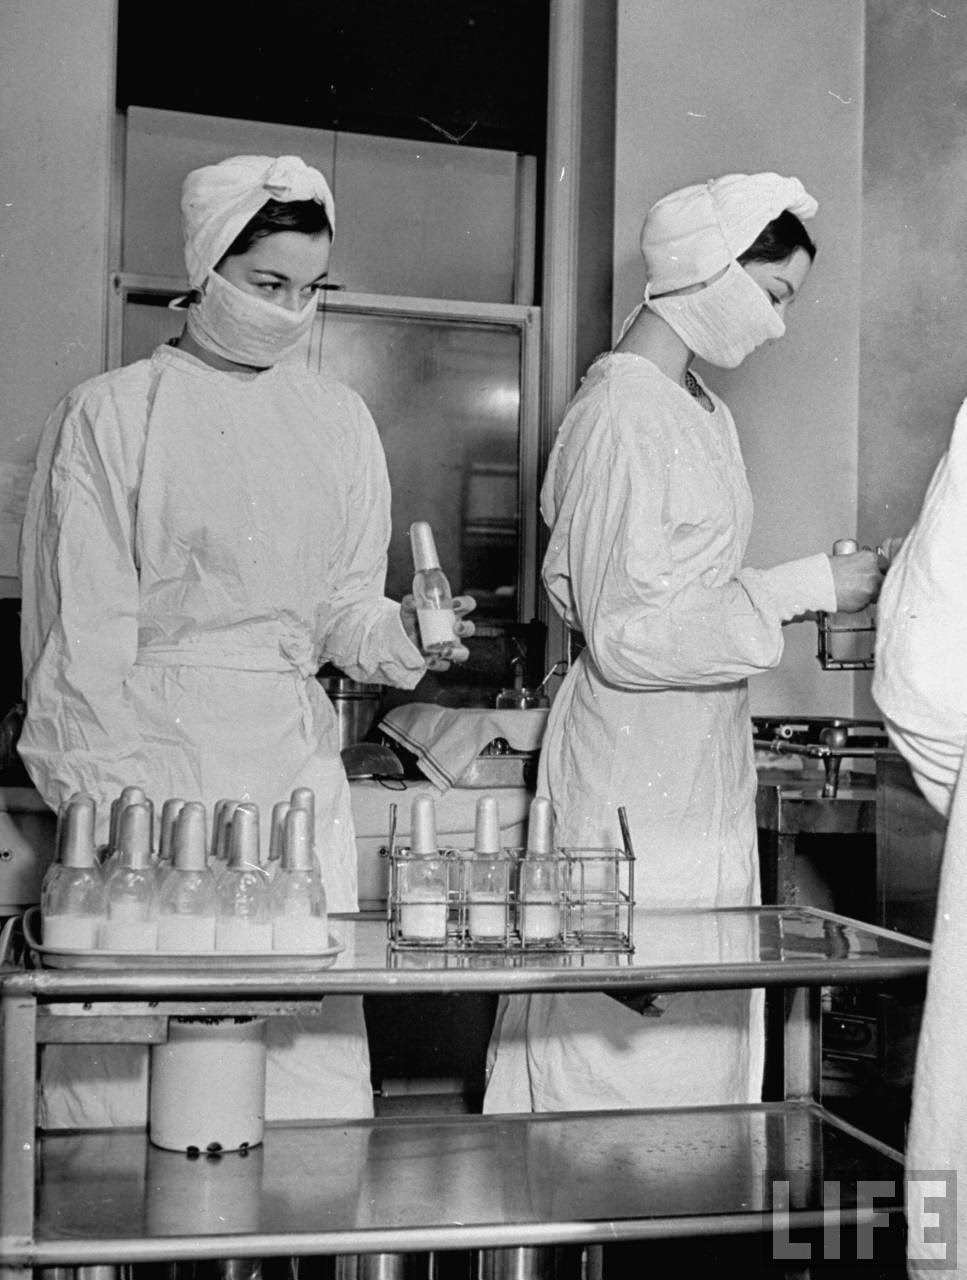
<box><xmin>827</xmin><ymin>545</ymin><xmax>882</xmax><ymax>613</ymax></box>
<box><xmin>403</xmin><ymin>521</ymin><xmax>475</xmax><ymax>670</ymax></box>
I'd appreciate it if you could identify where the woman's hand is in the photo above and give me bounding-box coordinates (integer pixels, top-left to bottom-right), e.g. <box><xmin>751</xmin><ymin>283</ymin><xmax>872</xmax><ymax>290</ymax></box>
<box><xmin>828</xmin><ymin>550</ymin><xmax>882</xmax><ymax>612</ymax></box>
<box><xmin>401</xmin><ymin>595</ymin><xmax>476</xmax><ymax>671</ymax></box>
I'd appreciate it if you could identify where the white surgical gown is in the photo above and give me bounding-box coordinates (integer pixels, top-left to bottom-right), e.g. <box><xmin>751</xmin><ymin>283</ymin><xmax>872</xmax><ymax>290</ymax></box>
<box><xmin>20</xmin><ymin>342</ymin><xmax>425</xmax><ymax>1128</ymax></box>
<box><xmin>873</xmin><ymin>400</ymin><xmax>967</xmax><ymax>1277</ymax></box>
<box><xmin>484</xmin><ymin>353</ymin><xmax>836</xmax><ymax>1113</ymax></box>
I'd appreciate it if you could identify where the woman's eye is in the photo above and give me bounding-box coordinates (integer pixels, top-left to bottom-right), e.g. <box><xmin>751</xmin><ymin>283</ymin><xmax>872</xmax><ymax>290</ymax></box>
<box><xmin>258</xmin><ymin>281</ymin><xmax>281</xmax><ymax>292</ymax></box>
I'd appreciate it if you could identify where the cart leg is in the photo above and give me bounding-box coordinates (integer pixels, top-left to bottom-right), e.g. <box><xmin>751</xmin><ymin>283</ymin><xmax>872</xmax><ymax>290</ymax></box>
<box><xmin>1</xmin><ymin>990</ymin><xmax>37</xmax><ymax>1275</ymax></box>
<box><xmin>782</xmin><ymin>985</ymin><xmax>822</xmax><ymax>1102</ymax></box>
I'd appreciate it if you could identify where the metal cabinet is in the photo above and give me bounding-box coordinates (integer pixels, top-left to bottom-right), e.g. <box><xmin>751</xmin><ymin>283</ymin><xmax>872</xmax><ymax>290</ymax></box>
<box><xmin>0</xmin><ymin>908</ymin><xmax>931</xmax><ymax>1277</ymax></box>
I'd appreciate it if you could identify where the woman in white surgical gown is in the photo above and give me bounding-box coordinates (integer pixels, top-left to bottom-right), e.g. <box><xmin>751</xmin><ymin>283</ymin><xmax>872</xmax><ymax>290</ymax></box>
<box><xmin>873</xmin><ymin>403</ymin><xmax>967</xmax><ymax>1277</ymax></box>
<box><xmin>484</xmin><ymin>172</ymin><xmax>882</xmax><ymax>1114</ymax></box>
<box><xmin>20</xmin><ymin>154</ymin><xmax>471</xmax><ymax>1128</ymax></box>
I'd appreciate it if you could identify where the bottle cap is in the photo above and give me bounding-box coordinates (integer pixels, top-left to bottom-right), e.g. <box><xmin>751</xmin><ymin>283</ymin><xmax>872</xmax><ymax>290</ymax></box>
<box><xmin>228</xmin><ymin>803</ymin><xmax>261</xmax><ymax>868</ymax></box>
<box><xmin>474</xmin><ymin>795</ymin><xmax>501</xmax><ymax>855</ymax></box>
<box><xmin>410</xmin><ymin>794</ymin><xmax>438</xmax><ymax>854</ymax></box>
<box><xmin>109</xmin><ymin>785</ymin><xmax>146</xmax><ymax>851</ymax></box>
<box><xmin>210</xmin><ymin>799</ymin><xmax>236</xmax><ymax>862</ymax></box>
<box><xmin>526</xmin><ymin>796</ymin><xmax>554</xmax><ymax>856</ymax></box>
<box><xmin>172</xmin><ymin>802</ymin><xmax>208</xmax><ymax>871</ymax></box>
<box><xmin>159</xmin><ymin>798</ymin><xmax>187</xmax><ymax>862</ymax></box>
<box><xmin>289</xmin><ymin>787</ymin><xmax>316</xmax><ymax>831</ymax></box>
<box><xmin>832</xmin><ymin>538</ymin><xmax>859</xmax><ymax>556</ymax></box>
<box><xmin>117</xmin><ymin>801</ymin><xmax>153</xmax><ymax>869</ymax></box>
<box><xmin>409</xmin><ymin>521</ymin><xmax>441</xmax><ymax>573</ymax></box>
<box><xmin>282</xmin><ymin>806</ymin><xmax>315</xmax><ymax>871</ymax></box>
<box><xmin>269</xmin><ymin>801</ymin><xmax>290</xmax><ymax>863</ymax></box>
<box><xmin>60</xmin><ymin>794</ymin><xmax>98</xmax><ymax>868</ymax></box>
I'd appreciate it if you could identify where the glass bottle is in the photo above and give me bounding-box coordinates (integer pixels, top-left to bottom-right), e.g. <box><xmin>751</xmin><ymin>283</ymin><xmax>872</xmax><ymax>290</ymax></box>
<box><xmin>409</xmin><ymin>521</ymin><xmax>458</xmax><ymax>652</ymax></box>
<box><xmin>215</xmin><ymin>803</ymin><xmax>272</xmax><ymax>952</ymax></box>
<box><xmin>398</xmin><ymin>794</ymin><xmax>448</xmax><ymax>942</ymax></box>
<box><xmin>468</xmin><ymin>795</ymin><xmax>509</xmax><ymax>941</ymax></box>
<box><xmin>269</xmin><ymin>805</ymin><xmax>329</xmax><ymax>952</ymax></box>
<box><xmin>101</xmin><ymin>800</ymin><xmax>158</xmax><ymax>951</ymax></box>
<box><xmin>157</xmin><ymin>801</ymin><xmax>217</xmax><ymax>953</ymax></box>
<box><xmin>41</xmin><ymin>793</ymin><xmax>104</xmax><ymax>949</ymax></box>
<box><xmin>519</xmin><ymin>796</ymin><xmax>562</xmax><ymax>944</ymax></box>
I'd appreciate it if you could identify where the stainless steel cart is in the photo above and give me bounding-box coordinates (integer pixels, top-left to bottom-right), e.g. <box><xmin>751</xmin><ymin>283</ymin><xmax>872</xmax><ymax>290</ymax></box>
<box><xmin>0</xmin><ymin>907</ymin><xmax>931</xmax><ymax>1278</ymax></box>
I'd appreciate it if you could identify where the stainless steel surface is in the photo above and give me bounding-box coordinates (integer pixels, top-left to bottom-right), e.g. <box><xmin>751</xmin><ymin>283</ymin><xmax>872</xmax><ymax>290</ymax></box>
<box><xmin>452</xmin><ymin>755</ymin><xmax>534</xmax><ymax>789</ymax></box>
<box><xmin>753</xmin><ymin>717</ymin><xmax>894</xmax><ymax>798</ymax></box>
<box><xmin>335</xmin><ymin>1256</ymin><xmax>405</xmax><ymax>1280</ymax></box>
<box><xmin>318</xmin><ymin>675</ymin><xmax>382</xmax><ymax>751</ymax></box>
<box><xmin>477</xmin><ymin>1246</ymin><xmax>554</xmax><ymax>1279</ymax></box>
<box><xmin>5</xmin><ymin>908</ymin><xmax>930</xmax><ymax>1000</ymax></box>
<box><xmin>22</xmin><ymin>1104</ymin><xmax>902</xmax><ymax>1263</ymax></box>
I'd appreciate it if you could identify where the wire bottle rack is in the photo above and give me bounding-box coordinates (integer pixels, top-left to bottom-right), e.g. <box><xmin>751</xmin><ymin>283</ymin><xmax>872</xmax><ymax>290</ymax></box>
<box><xmin>383</xmin><ymin>804</ymin><xmax>635</xmax><ymax>955</ymax></box>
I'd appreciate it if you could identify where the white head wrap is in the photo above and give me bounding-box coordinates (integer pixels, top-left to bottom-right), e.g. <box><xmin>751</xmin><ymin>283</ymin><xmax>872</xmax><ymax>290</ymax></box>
<box><xmin>181</xmin><ymin>155</ymin><xmax>335</xmax><ymax>289</ymax></box>
<box><xmin>639</xmin><ymin>171</ymin><xmax>818</xmax><ymax>294</ymax></box>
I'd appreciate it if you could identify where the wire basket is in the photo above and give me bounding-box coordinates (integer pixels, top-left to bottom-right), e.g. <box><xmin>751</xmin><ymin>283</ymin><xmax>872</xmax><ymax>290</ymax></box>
<box><xmin>384</xmin><ymin>805</ymin><xmax>635</xmax><ymax>954</ymax></box>
<box><xmin>816</xmin><ymin>610</ymin><xmax>876</xmax><ymax>670</ymax></box>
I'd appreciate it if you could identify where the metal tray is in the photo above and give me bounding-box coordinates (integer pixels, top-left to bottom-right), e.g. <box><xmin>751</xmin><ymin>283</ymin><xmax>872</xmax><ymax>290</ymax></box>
<box><xmin>21</xmin><ymin>906</ymin><xmax>344</xmax><ymax>972</ymax></box>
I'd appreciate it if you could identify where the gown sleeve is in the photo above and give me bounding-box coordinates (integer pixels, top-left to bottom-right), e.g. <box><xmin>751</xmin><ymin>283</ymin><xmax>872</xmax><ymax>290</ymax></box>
<box><xmin>541</xmin><ymin>375</ymin><xmax>837</xmax><ymax>691</ymax></box>
<box><xmin>314</xmin><ymin>391</ymin><xmax>426</xmax><ymax>688</ymax></box>
<box><xmin>873</xmin><ymin>400</ymin><xmax>967</xmax><ymax>817</ymax></box>
<box><xmin>19</xmin><ymin>381</ymin><xmax>146</xmax><ymax>835</ymax></box>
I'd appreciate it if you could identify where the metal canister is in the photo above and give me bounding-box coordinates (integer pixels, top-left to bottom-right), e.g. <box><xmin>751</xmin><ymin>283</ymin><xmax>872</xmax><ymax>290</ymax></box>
<box><xmin>317</xmin><ymin>670</ymin><xmax>382</xmax><ymax>749</ymax></box>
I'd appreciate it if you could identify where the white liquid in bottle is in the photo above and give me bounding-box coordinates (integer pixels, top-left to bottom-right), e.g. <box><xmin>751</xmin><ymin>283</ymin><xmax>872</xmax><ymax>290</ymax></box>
<box><xmin>44</xmin><ymin>914</ymin><xmax>100</xmax><ymax>950</ymax></box>
<box><xmin>409</xmin><ymin>521</ymin><xmax>457</xmax><ymax>651</ymax></box>
<box><xmin>158</xmin><ymin>915</ymin><xmax>216</xmax><ymax>953</ymax></box>
<box><xmin>100</xmin><ymin>918</ymin><xmax>159</xmax><ymax>952</ymax></box>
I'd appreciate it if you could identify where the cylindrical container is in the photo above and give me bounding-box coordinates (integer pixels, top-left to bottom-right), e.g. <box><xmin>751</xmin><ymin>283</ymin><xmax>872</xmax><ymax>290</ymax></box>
<box><xmin>145</xmin><ymin>1143</ymin><xmax>263</xmax><ymax>1235</ymax></box>
<box><xmin>317</xmin><ymin>669</ymin><xmax>382</xmax><ymax>750</ymax></box>
<box><xmin>398</xmin><ymin>795</ymin><xmax>448</xmax><ymax>942</ymax></box>
<box><xmin>149</xmin><ymin>1017</ymin><xmax>267</xmax><ymax>1152</ymax></box>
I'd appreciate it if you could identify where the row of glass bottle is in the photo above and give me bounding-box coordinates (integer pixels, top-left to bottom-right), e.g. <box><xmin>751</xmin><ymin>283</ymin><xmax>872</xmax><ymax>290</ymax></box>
<box><xmin>392</xmin><ymin>793</ymin><xmax>572</xmax><ymax>945</ymax></box>
<box><xmin>40</xmin><ymin>786</ymin><xmax>329</xmax><ymax>954</ymax></box>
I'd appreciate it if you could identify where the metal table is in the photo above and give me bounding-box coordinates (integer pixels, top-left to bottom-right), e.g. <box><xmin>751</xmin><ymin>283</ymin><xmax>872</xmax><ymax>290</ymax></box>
<box><xmin>0</xmin><ymin>908</ymin><xmax>931</xmax><ymax>1277</ymax></box>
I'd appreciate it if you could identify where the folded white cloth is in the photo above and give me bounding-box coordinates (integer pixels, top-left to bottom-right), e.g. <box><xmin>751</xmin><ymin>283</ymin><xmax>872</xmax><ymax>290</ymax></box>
<box><xmin>379</xmin><ymin>704</ymin><xmax>548</xmax><ymax>791</ymax></box>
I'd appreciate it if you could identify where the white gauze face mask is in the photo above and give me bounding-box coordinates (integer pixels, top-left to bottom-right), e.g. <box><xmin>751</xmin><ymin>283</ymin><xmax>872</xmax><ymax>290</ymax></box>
<box><xmin>186</xmin><ymin>270</ymin><xmax>317</xmax><ymax>368</ymax></box>
<box><xmin>645</xmin><ymin>259</ymin><xmax>784</xmax><ymax>369</ymax></box>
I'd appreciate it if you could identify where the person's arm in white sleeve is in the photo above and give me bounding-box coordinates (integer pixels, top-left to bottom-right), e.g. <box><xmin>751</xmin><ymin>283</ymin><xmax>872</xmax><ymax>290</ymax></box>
<box><xmin>315</xmin><ymin>394</ymin><xmax>425</xmax><ymax>688</ymax></box>
<box><xmin>873</xmin><ymin>399</ymin><xmax>967</xmax><ymax>816</ymax></box>
<box><xmin>543</xmin><ymin>397</ymin><xmax>838</xmax><ymax>692</ymax></box>
<box><xmin>19</xmin><ymin>387</ymin><xmax>145</xmax><ymax>842</ymax></box>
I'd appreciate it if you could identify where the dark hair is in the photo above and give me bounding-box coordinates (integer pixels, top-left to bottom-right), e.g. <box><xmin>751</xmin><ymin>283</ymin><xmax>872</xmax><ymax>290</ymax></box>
<box><xmin>738</xmin><ymin>210</ymin><xmax>816</xmax><ymax>266</ymax></box>
<box><xmin>218</xmin><ymin>198</ymin><xmax>332</xmax><ymax>263</ymax></box>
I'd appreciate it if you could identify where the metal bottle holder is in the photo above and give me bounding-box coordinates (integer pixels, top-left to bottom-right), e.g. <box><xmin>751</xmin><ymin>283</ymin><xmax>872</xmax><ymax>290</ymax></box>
<box><xmin>816</xmin><ymin>610</ymin><xmax>876</xmax><ymax>671</ymax></box>
<box><xmin>384</xmin><ymin>805</ymin><xmax>635</xmax><ymax>954</ymax></box>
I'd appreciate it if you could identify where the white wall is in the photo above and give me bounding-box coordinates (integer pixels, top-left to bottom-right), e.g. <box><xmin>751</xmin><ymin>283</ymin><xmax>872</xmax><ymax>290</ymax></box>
<box><xmin>0</xmin><ymin>0</ymin><xmax>116</xmax><ymax>576</ymax></box>
<box><xmin>613</xmin><ymin>0</ymin><xmax>866</xmax><ymax>716</ymax></box>
<box><xmin>123</xmin><ymin>107</ymin><xmax>524</xmax><ymax>304</ymax></box>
